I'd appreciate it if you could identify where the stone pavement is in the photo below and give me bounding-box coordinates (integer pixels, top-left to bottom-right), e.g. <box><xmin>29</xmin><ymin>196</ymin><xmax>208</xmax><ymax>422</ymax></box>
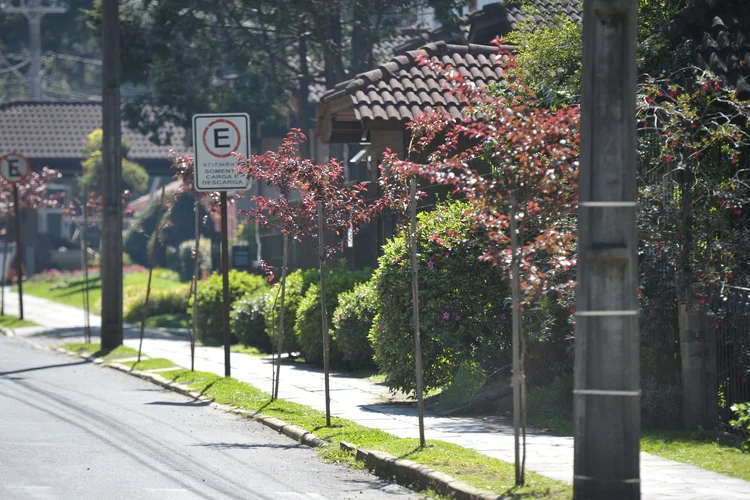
<box><xmin>4</xmin><ymin>290</ymin><xmax>750</xmax><ymax>499</ymax></box>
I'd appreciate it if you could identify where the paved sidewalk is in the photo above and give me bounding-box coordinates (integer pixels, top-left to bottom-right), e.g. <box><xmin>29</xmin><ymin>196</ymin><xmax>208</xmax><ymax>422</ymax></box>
<box><xmin>5</xmin><ymin>291</ymin><xmax>750</xmax><ymax>499</ymax></box>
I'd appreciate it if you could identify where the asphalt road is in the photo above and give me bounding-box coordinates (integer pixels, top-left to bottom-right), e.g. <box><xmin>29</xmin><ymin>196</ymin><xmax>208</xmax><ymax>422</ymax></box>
<box><xmin>0</xmin><ymin>336</ymin><xmax>421</xmax><ymax>500</ymax></box>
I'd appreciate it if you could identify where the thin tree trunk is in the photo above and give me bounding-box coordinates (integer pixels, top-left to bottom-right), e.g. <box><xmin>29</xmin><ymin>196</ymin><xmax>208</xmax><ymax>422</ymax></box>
<box><xmin>297</xmin><ymin>33</ymin><xmax>311</xmax><ymax>158</ymax></box>
<box><xmin>191</xmin><ymin>196</ymin><xmax>201</xmax><ymax>372</ymax></box>
<box><xmin>137</xmin><ymin>186</ymin><xmax>166</xmax><ymax>363</ymax></box>
<box><xmin>510</xmin><ymin>198</ymin><xmax>524</xmax><ymax>486</ymax></box>
<box><xmin>82</xmin><ymin>190</ymin><xmax>91</xmax><ymax>344</ymax></box>
<box><xmin>273</xmin><ymin>233</ymin><xmax>290</xmax><ymax>400</ymax></box>
<box><xmin>410</xmin><ymin>178</ymin><xmax>426</xmax><ymax>447</ymax></box>
<box><xmin>1</xmin><ymin>219</ymin><xmax>8</xmax><ymax>317</ymax></box>
<box><xmin>318</xmin><ymin>201</ymin><xmax>332</xmax><ymax>426</ymax></box>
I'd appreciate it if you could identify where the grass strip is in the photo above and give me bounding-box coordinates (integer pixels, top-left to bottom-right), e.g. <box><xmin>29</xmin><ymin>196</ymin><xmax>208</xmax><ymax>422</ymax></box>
<box><xmin>120</xmin><ymin>358</ymin><xmax>179</xmax><ymax>371</ymax></box>
<box><xmin>0</xmin><ymin>314</ymin><xmax>37</xmax><ymax>329</ymax></box>
<box><xmin>62</xmin><ymin>343</ymin><xmax>139</xmax><ymax>362</ymax></box>
<box><xmin>230</xmin><ymin>345</ymin><xmax>267</xmax><ymax>358</ymax></box>
<box><xmin>159</xmin><ymin>368</ymin><xmax>571</xmax><ymax>499</ymax></box>
<box><xmin>23</xmin><ymin>271</ymin><xmax>184</xmax><ymax>311</ymax></box>
<box><xmin>144</xmin><ymin>313</ymin><xmax>189</xmax><ymax>329</ymax></box>
<box><xmin>640</xmin><ymin>429</ymin><xmax>750</xmax><ymax>482</ymax></box>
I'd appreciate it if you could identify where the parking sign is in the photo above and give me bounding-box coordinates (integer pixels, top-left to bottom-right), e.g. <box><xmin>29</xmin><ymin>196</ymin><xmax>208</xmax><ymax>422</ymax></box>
<box><xmin>0</xmin><ymin>153</ymin><xmax>31</xmax><ymax>184</ymax></box>
<box><xmin>192</xmin><ymin>113</ymin><xmax>251</xmax><ymax>192</ymax></box>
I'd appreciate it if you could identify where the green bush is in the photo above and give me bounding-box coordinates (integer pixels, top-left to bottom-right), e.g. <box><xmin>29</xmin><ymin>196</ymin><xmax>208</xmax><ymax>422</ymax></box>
<box><xmin>295</xmin><ymin>266</ymin><xmax>372</xmax><ymax>365</ymax></box>
<box><xmin>730</xmin><ymin>402</ymin><xmax>750</xmax><ymax>453</ymax></box>
<box><xmin>191</xmin><ymin>270</ymin><xmax>268</xmax><ymax>343</ymax></box>
<box><xmin>263</xmin><ymin>268</ymin><xmax>319</xmax><ymax>356</ymax></box>
<box><xmin>370</xmin><ymin>201</ymin><xmax>510</xmax><ymax>395</ymax></box>
<box><xmin>125</xmin><ymin>193</ymin><xmax>216</xmax><ymax>267</ymax></box>
<box><xmin>173</xmin><ymin>239</ymin><xmax>212</xmax><ymax>282</ymax></box>
<box><xmin>231</xmin><ymin>284</ymin><xmax>272</xmax><ymax>351</ymax></box>
<box><xmin>123</xmin><ymin>285</ymin><xmax>191</xmax><ymax>322</ymax></box>
<box><xmin>332</xmin><ymin>281</ymin><xmax>377</xmax><ymax>370</ymax></box>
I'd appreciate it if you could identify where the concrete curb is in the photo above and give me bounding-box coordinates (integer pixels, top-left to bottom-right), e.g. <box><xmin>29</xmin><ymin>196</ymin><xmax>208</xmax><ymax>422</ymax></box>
<box><xmin>0</xmin><ymin>325</ymin><xmax>14</xmax><ymax>337</ymax></box>
<box><xmin>57</xmin><ymin>347</ymin><xmax>506</xmax><ymax>500</ymax></box>
<box><xmin>342</xmin><ymin>442</ymin><xmax>507</xmax><ymax>500</ymax></box>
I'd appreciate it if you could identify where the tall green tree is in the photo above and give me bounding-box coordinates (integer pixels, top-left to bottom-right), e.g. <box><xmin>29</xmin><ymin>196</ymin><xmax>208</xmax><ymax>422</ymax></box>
<box><xmin>81</xmin><ymin>128</ymin><xmax>149</xmax><ymax>196</ymax></box>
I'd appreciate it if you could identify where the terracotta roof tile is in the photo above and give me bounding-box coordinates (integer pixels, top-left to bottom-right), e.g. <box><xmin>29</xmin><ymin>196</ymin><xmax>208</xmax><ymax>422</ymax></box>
<box><xmin>320</xmin><ymin>41</ymin><xmax>509</xmax><ymax>122</ymax></box>
<box><xmin>668</xmin><ymin>0</ymin><xmax>750</xmax><ymax>100</ymax></box>
<box><xmin>0</xmin><ymin>101</ymin><xmax>186</xmax><ymax>160</ymax></box>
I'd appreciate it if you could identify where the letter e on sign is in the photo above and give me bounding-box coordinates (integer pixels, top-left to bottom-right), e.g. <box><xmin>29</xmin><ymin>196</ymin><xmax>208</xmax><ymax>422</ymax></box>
<box><xmin>0</xmin><ymin>153</ymin><xmax>31</xmax><ymax>184</ymax></box>
<box><xmin>192</xmin><ymin>113</ymin><xmax>251</xmax><ymax>192</ymax></box>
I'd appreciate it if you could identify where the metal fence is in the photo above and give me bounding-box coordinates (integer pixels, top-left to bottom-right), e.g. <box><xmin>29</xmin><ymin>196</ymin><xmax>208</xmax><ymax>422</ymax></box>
<box><xmin>710</xmin><ymin>288</ymin><xmax>750</xmax><ymax>426</ymax></box>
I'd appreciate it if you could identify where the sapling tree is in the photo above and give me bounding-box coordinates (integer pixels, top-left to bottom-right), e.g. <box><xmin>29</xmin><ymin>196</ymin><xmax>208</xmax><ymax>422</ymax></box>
<box><xmin>238</xmin><ymin>129</ymin><xmax>381</xmax><ymax>424</ymax></box>
<box><xmin>384</xmin><ymin>46</ymin><xmax>580</xmax><ymax>484</ymax></box>
<box><xmin>0</xmin><ymin>167</ymin><xmax>63</xmax><ymax>318</ymax></box>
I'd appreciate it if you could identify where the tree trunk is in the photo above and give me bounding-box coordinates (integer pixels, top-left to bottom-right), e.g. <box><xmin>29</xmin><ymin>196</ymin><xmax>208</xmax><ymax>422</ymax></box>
<box><xmin>510</xmin><ymin>199</ymin><xmax>523</xmax><ymax>486</ymax></box>
<box><xmin>318</xmin><ymin>201</ymin><xmax>332</xmax><ymax>426</ymax></box>
<box><xmin>297</xmin><ymin>33</ymin><xmax>311</xmax><ymax>158</ymax></box>
<box><xmin>273</xmin><ymin>233</ymin><xmax>290</xmax><ymax>400</ymax></box>
<box><xmin>190</xmin><ymin>196</ymin><xmax>201</xmax><ymax>372</ymax></box>
<box><xmin>410</xmin><ymin>178</ymin><xmax>426</xmax><ymax>447</ymax></box>
<box><xmin>138</xmin><ymin>186</ymin><xmax>167</xmax><ymax>363</ymax></box>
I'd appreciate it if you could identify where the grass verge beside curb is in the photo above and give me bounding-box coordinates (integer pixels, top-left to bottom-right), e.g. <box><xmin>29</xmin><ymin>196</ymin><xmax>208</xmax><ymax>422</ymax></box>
<box><xmin>58</xmin><ymin>343</ymin><xmax>570</xmax><ymax>499</ymax></box>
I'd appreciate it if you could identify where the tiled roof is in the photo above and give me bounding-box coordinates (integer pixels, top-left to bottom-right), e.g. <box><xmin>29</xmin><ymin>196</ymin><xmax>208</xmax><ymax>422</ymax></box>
<box><xmin>667</xmin><ymin>0</ymin><xmax>750</xmax><ymax>100</ymax></box>
<box><xmin>467</xmin><ymin>1</ymin><xmax>582</xmax><ymax>44</ymax></box>
<box><xmin>320</xmin><ymin>42</ymin><xmax>509</xmax><ymax>122</ymax></box>
<box><xmin>0</xmin><ymin>101</ymin><xmax>187</xmax><ymax>160</ymax></box>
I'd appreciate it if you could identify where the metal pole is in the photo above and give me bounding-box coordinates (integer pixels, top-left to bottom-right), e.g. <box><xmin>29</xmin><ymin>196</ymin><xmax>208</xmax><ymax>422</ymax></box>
<box><xmin>410</xmin><ymin>178</ymin><xmax>425</xmax><ymax>447</ymax></box>
<box><xmin>12</xmin><ymin>185</ymin><xmax>23</xmax><ymax>320</ymax></box>
<box><xmin>29</xmin><ymin>16</ymin><xmax>41</xmax><ymax>100</ymax></box>
<box><xmin>100</xmin><ymin>0</ymin><xmax>123</xmax><ymax>349</ymax></box>
<box><xmin>574</xmin><ymin>1</ymin><xmax>640</xmax><ymax>499</ymax></box>
<box><xmin>81</xmin><ymin>187</ymin><xmax>91</xmax><ymax>344</ymax></box>
<box><xmin>220</xmin><ymin>191</ymin><xmax>231</xmax><ymax>377</ymax></box>
<box><xmin>191</xmin><ymin>197</ymin><xmax>201</xmax><ymax>372</ymax></box>
<box><xmin>510</xmin><ymin>199</ymin><xmax>522</xmax><ymax>485</ymax></box>
<box><xmin>317</xmin><ymin>201</ymin><xmax>331</xmax><ymax>426</ymax></box>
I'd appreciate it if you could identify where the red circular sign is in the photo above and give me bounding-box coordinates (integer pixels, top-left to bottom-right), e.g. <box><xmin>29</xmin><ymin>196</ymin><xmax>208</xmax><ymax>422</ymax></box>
<box><xmin>202</xmin><ymin>119</ymin><xmax>242</xmax><ymax>158</ymax></box>
<box><xmin>0</xmin><ymin>153</ymin><xmax>31</xmax><ymax>184</ymax></box>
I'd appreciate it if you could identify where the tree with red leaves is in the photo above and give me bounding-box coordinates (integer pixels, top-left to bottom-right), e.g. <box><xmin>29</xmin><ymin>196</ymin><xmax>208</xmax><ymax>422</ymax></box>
<box><xmin>382</xmin><ymin>46</ymin><xmax>580</xmax><ymax>484</ymax></box>
<box><xmin>0</xmin><ymin>166</ymin><xmax>63</xmax><ymax>318</ymax></box>
<box><xmin>237</xmin><ymin>129</ymin><xmax>381</xmax><ymax>425</ymax></box>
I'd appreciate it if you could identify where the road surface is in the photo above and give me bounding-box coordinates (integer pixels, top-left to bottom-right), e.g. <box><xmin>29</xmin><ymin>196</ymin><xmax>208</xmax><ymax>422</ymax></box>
<box><xmin>0</xmin><ymin>335</ymin><xmax>420</xmax><ymax>500</ymax></box>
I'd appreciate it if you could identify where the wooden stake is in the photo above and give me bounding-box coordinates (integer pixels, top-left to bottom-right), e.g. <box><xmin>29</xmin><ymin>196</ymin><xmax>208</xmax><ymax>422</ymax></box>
<box><xmin>318</xmin><ymin>201</ymin><xmax>331</xmax><ymax>427</ymax></box>
<box><xmin>138</xmin><ymin>186</ymin><xmax>166</xmax><ymax>362</ymax></box>
<box><xmin>410</xmin><ymin>178</ymin><xmax>426</xmax><ymax>447</ymax></box>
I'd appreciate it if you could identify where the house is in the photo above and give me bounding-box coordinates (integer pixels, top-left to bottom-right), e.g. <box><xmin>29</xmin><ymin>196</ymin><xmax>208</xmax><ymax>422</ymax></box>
<box><xmin>0</xmin><ymin>101</ymin><xmax>187</xmax><ymax>273</ymax></box>
<box><xmin>666</xmin><ymin>0</ymin><xmax>750</xmax><ymax>100</ymax></box>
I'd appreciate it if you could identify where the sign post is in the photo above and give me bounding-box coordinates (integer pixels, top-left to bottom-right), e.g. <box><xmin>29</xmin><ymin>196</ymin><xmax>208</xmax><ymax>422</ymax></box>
<box><xmin>0</xmin><ymin>153</ymin><xmax>31</xmax><ymax>320</ymax></box>
<box><xmin>192</xmin><ymin>113</ymin><xmax>251</xmax><ymax>378</ymax></box>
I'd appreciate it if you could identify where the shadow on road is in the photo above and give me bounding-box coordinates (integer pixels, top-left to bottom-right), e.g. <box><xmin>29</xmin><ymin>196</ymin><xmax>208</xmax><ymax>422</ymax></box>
<box><xmin>0</xmin><ymin>360</ymin><xmax>88</xmax><ymax>377</ymax></box>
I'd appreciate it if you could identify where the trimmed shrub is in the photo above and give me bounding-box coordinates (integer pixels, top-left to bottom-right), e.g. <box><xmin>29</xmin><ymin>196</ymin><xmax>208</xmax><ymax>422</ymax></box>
<box><xmin>370</xmin><ymin>201</ymin><xmax>511</xmax><ymax>395</ymax></box>
<box><xmin>123</xmin><ymin>285</ymin><xmax>191</xmax><ymax>322</ymax></box>
<box><xmin>263</xmin><ymin>268</ymin><xmax>319</xmax><ymax>355</ymax></box>
<box><xmin>294</xmin><ymin>267</ymin><xmax>372</xmax><ymax>365</ymax></box>
<box><xmin>332</xmin><ymin>281</ymin><xmax>377</xmax><ymax>370</ymax></box>
<box><xmin>231</xmin><ymin>284</ymin><xmax>272</xmax><ymax>351</ymax></box>
<box><xmin>191</xmin><ymin>270</ymin><xmax>268</xmax><ymax>343</ymax></box>
<box><xmin>174</xmin><ymin>239</ymin><xmax>212</xmax><ymax>282</ymax></box>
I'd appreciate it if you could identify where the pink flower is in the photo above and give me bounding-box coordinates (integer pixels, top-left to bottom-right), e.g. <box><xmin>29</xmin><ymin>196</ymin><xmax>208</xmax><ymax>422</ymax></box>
<box><xmin>444</xmin><ymin>252</ymin><xmax>450</xmax><ymax>259</ymax></box>
<box><xmin>427</xmin><ymin>259</ymin><xmax>435</xmax><ymax>270</ymax></box>
<box><xmin>500</xmin><ymin>313</ymin><xmax>507</xmax><ymax>320</ymax></box>
<box><xmin>443</xmin><ymin>312</ymin><xmax>450</xmax><ymax>320</ymax></box>
<box><xmin>378</xmin><ymin>322</ymin><xmax>384</xmax><ymax>331</ymax></box>
<box><xmin>455</xmin><ymin>315</ymin><xmax>461</xmax><ymax>321</ymax></box>
<box><xmin>395</xmin><ymin>257</ymin><xmax>402</xmax><ymax>264</ymax></box>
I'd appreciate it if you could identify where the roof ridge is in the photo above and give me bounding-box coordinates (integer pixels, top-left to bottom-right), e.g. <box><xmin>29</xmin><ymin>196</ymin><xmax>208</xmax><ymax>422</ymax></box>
<box><xmin>0</xmin><ymin>100</ymin><xmax>101</xmax><ymax>111</ymax></box>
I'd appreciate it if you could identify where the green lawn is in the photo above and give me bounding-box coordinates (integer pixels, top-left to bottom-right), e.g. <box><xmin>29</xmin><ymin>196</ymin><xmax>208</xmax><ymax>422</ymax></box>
<box><xmin>62</xmin><ymin>343</ymin><xmax>139</xmax><ymax>362</ymax></box>
<box><xmin>144</xmin><ymin>313</ymin><xmax>188</xmax><ymax>329</ymax></box>
<box><xmin>120</xmin><ymin>358</ymin><xmax>179</xmax><ymax>371</ymax></box>
<box><xmin>0</xmin><ymin>314</ymin><xmax>36</xmax><ymax>329</ymax></box>
<box><xmin>22</xmin><ymin>270</ymin><xmax>184</xmax><ymax>312</ymax></box>
<box><xmin>157</xmin><ymin>368</ymin><xmax>571</xmax><ymax>498</ymax></box>
<box><xmin>230</xmin><ymin>345</ymin><xmax>267</xmax><ymax>357</ymax></box>
<box><xmin>641</xmin><ymin>429</ymin><xmax>750</xmax><ymax>482</ymax></box>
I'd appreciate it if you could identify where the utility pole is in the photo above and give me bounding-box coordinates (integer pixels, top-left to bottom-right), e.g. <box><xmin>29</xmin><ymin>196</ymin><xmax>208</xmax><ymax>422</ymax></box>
<box><xmin>574</xmin><ymin>1</ymin><xmax>640</xmax><ymax>499</ymax></box>
<box><xmin>0</xmin><ymin>1</ymin><xmax>67</xmax><ymax>100</ymax></box>
<box><xmin>100</xmin><ymin>0</ymin><xmax>123</xmax><ymax>349</ymax></box>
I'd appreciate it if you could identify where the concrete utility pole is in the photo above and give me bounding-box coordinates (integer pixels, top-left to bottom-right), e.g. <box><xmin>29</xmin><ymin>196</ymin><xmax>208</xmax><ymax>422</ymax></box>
<box><xmin>0</xmin><ymin>1</ymin><xmax>67</xmax><ymax>100</ymax></box>
<box><xmin>100</xmin><ymin>0</ymin><xmax>123</xmax><ymax>349</ymax></box>
<box><xmin>574</xmin><ymin>1</ymin><xmax>640</xmax><ymax>499</ymax></box>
